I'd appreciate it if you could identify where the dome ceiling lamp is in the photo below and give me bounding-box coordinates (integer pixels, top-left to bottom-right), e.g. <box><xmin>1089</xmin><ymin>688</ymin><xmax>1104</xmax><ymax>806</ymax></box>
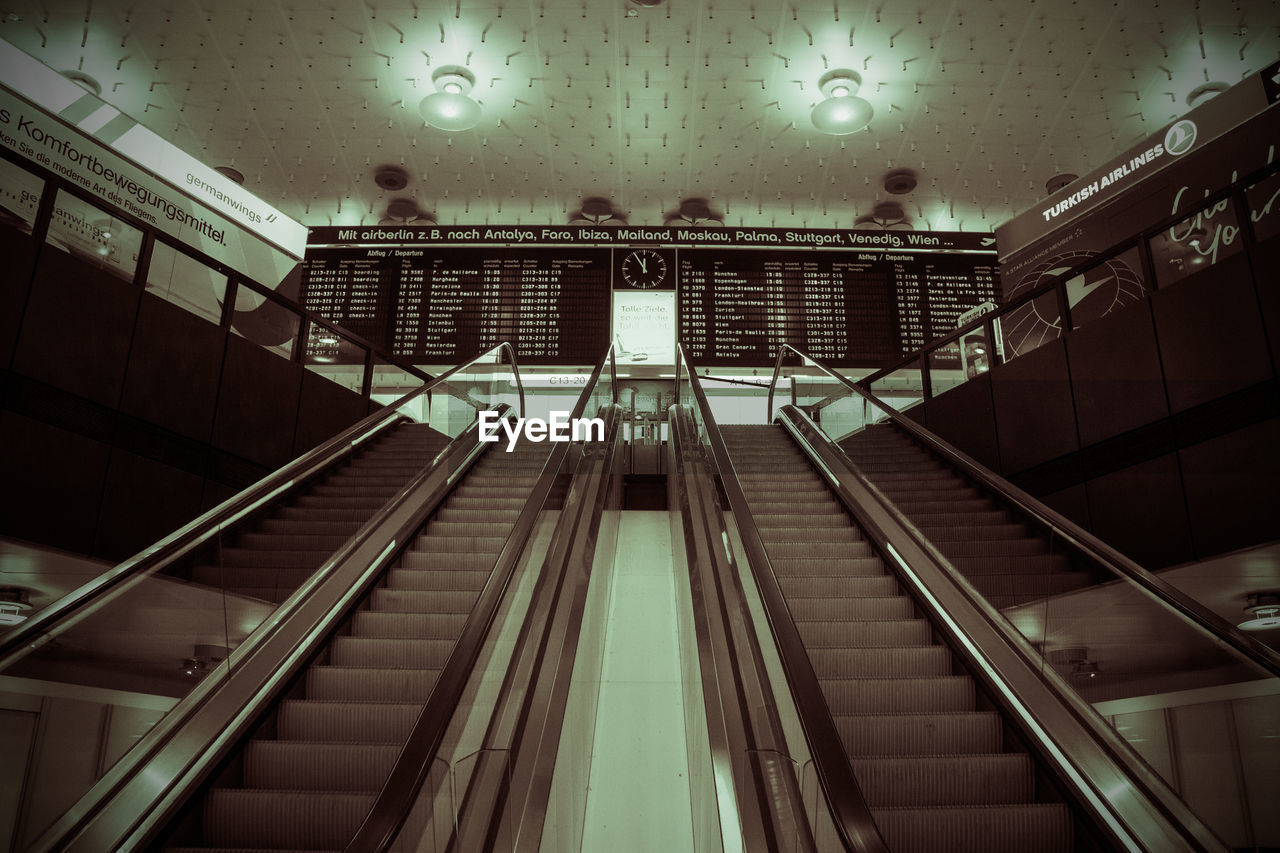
<box><xmin>419</xmin><ymin>66</ymin><xmax>482</xmax><ymax>132</ymax></box>
<box><xmin>811</xmin><ymin>69</ymin><xmax>873</xmax><ymax>136</ymax></box>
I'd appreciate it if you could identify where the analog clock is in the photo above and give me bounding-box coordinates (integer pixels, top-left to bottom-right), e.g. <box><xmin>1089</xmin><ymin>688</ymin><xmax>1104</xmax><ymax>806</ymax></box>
<box><xmin>620</xmin><ymin>248</ymin><xmax>668</xmax><ymax>289</ymax></box>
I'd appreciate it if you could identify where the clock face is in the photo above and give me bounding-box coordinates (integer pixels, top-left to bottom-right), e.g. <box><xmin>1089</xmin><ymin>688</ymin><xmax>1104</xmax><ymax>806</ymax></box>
<box><xmin>620</xmin><ymin>249</ymin><xmax>668</xmax><ymax>289</ymax></box>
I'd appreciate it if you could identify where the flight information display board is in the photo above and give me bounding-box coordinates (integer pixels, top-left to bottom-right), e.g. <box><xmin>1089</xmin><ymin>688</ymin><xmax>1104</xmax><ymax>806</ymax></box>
<box><xmin>302</xmin><ymin>246</ymin><xmax>611</xmax><ymax>363</ymax></box>
<box><xmin>679</xmin><ymin>249</ymin><xmax>998</xmax><ymax>366</ymax></box>
<box><xmin>302</xmin><ymin>226</ymin><xmax>998</xmax><ymax>368</ymax></box>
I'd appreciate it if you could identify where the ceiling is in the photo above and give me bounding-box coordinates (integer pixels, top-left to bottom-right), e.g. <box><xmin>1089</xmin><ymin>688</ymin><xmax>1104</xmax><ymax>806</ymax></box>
<box><xmin>1</xmin><ymin>0</ymin><xmax>1277</xmax><ymax>234</ymax></box>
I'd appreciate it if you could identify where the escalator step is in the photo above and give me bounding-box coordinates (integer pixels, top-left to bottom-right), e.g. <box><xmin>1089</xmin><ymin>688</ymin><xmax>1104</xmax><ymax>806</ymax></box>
<box><xmin>852</xmin><ymin>754</ymin><xmax>1033</xmax><ymax>807</ymax></box>
<box><xmin>937</xmin><ymin>538</ymin><xmax>1049</xmax><ymax>557</ymax></box>
<box><xmin>806</xmin><ymin>646</ymin><xmax>950</xmax><ymax>678</ymax></box>
<box><xmin>787</xmin><ymin>595</ymin><xmax>914</xmax><ymax>621</ymax></box>
<box><xmin>219</xmin><ymin>549</ymin><xmax>333</xmax><ymax>568</ymax></box>
<box><xmin>351</xmin><ymin>610</ymin><xmax>469</xmax><ymax>638</ymax></box>
<box><xmin>398</xmin><ymin>551</ymin><xmax>503</xmax><ymax>571</ymax></box>
<box><xmin>242</xmin><ymin>741</ymin><xmax>400</xmax><ymax>791</ymax></box>
<box><xmin>306</xmin><ymin>666</ymin><xmax>439</xmax><ymax>702</ymax></box>
<box><xmin>759</xmin><ymin>526</ymin><xmax>863</xmax><ymax>544</ymax></box>
<box><xmin>920</xmin><ymin>523</ymin><xmax>1029</xmax><ymax>542</ymax></box>
<box><xmin>293</xmin><ymin>495</ymin><xmax>388</xmax><ymax>510</ymax></box>
<box><xmin>797</xmin><ymin>619</ymin><xmax>932</xmax><ymax>648</ymax></box>
<box><xmin>370</xmin><ymin>588</ymin><xmax>479</xmax><ymax>613</ymax></box>
<box><xmin>764</xmin><ymin>541</ymin><xmax>876</xmax><ymax>559</ymax></box>
<box><xmin>777</xmin><ymin>575</ymin><xmax>898</xmax><ymax>598</ymax></box>
<box><xmin>255</xmin><ymin>519</ymin><xmax>364</xmax><ymax>536</ymax></box>
<box><xmin>908</xmin><ymin>510</ymin><xmax>1011</xmax><ymax>528</ymax></box>
<box><xmin>753</xmin><ymin>513</ymin><xmax>853</xmax><ymax>529</ymax></box>
<box><xmin>235</xmin><ymin>533</ymin><xmax>353</xmax><ymax>551</ymax></box>
<box><xmin>820</xmin><ymin>675</ymin><xmax>975</xmax><ymax>714</ymax></box>
<box><xmin>835</xmin><ymin>712</ymin><xmax>1002</xmax><ymax>757</ymax></box>
<box><xmin>871</xmin><ymin>803</ymin><xmax>1071</xmax><ymax>853</ymax></box>
<box><xmin>771</xmin><ymin>556</ymin><xmax>884</xmax><ymax>576</ymax></box>
<box><xmin>948</xmin><ymin>554</ymin><xmax>1074</xmax><ymax>575</ymax></box>
<box><xmin>329</xmin><ymin>636</ymin><xmax>457</xmax><ymax>668</ymax></box>
<box><xmin>410</xmin><ymin>535</ymin><xmax>508</xmax><ymax>553</ymax></box>
<box><xmin>201</xmin><ymin>790</ymin><xmax>374</xmax><ymax>850</ymax></box>
<box><xmin>276</xmin><ymin>700</ymin><xmax>419</xmax><ymax>742</ymax></box>
<box><xmin>384</xmin><ymin>567</ymin><xmax>492</xmax><ymax>591</ymax></box>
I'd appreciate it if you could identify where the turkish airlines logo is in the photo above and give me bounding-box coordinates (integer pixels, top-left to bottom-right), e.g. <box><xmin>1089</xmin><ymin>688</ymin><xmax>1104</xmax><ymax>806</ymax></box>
<box><xmin>1164</xmin><ymin>120</ymin><xmax>1197</xmax><ymax>156</ymax></box>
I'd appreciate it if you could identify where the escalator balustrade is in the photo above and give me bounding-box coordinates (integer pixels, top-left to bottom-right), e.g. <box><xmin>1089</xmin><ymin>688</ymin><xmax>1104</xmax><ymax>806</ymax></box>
<box><xmin>165</xmin><ymin>440</ymin><xmax>550</xmax><ymax>852</ymax></box>
<box><xmin>190</xmin><ymin>422</ymin><xmax>450</xmax><ymax>603</ymax></box>
<box><xmin>721</xmin><ymin>424</ymin><xmax>1072</xmax><ymax>853</ymax></box>
<box><xmin>839</xmin><ymin>422</ymin><xmax>1093</xmax><ymax>609</ymax></box>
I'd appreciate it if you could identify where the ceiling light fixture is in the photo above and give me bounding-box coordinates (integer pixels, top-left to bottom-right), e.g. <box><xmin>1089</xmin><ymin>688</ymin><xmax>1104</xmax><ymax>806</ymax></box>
<box><xmin>419</xmin><ymin>66</ymin><xmax>482</xmax><ymax>132</ymax></box>
<box><xmin>1240</xmin><ymin>592</ymin><xmax>1280</xmax><ymax>631</ymax></box>
<box><xmin>811</xmin><ymin>69</ymin><xmax>873</xmax><ymax>136</ymax></box>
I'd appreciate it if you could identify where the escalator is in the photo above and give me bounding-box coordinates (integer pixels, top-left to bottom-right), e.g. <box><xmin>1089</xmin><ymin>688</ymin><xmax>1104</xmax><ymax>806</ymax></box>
<box><xmin>191</xmin><ymin>422</ymin><xmax>449</xmax><ymax>603</ymax></box>
<box><xmin>2</xmin><ymin>343</ymin><xmax>629</xmax><ymax>853</ymax></box>
<box><xmin>166</xmin><ymin>440</ymin><xmax>551</xmax><ymax>851</ymax></box>
<box><xmin>838</xmin><ymin>423</ymin><xmax>1094</xmax><ymax>609</ymax></box>
<box><xmin>671</xmin><ymin>342</ymin><xmax>1280</xmax><ymax>852</ymax></box>
<box><xmin>721</xmin><ymin>424</ymin><xmax>1071</xmax><ymax>851</ymax></box>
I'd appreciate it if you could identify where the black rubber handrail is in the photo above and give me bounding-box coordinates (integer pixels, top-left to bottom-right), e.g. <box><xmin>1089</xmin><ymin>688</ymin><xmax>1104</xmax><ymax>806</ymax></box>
<box><xmin>0</xmin><ymin>342</ymin><xmax>525</xmax><ymax>666</ymax></box>
<box><xmin>769</xmin><ymin>342</ymin><xmax>1280</xmax><ymax>679</ymax></box>
<box><xmin>676</xmin><ymin>344</ymin><xmax>890</xmax><ymax>853</ymax></box>
<box><xmin>346</xmin><ymin>344</ymin><xmax>617</xmax><ymax>853</ymax></box>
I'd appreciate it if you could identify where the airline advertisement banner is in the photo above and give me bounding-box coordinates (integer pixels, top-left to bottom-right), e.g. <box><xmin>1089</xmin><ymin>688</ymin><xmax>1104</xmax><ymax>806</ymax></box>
<box><xmin>996</xmin><ymin>60</ymin><xmax>1278</xmax><ymax>276</ymax></box>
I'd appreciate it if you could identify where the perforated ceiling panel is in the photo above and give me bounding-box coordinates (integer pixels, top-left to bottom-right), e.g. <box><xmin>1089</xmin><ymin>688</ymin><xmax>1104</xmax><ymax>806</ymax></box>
<box><xmin>2</xmin><ymin>0</ymin><xmax>1276</xmax><ymax>230</ymax></box>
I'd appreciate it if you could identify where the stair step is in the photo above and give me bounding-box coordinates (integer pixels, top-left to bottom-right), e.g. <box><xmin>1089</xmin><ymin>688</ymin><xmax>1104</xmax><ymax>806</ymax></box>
<box><xmin>853</xmin><ymin>754</ymin><xmax>1033</xmax><ymax>807</ymax></box>
<box><xmin>797</xmin><ymin>619</ymin><xmax>932</xmax><ymax>649</ymax></box>
<box><xmin>243</xmin><ymin>741</ymin><xmax>400</xmax><ymax>791</ymax></box>
<box><xmin>277</xmin><ymin>700</ymin><xmax>419</xmax><ymax>742</ymax></box>
<box><xmin>306</xmin><ymin>666</ymin><xmax>439</xmax><ymax>702</ymax></box>
<box><xmin>807</xmin><ymin>646</ymin><xmax>950</xmax><ymax>678</ymax></box>
<box><xmin>820</xmin><ymin>676</ymin><xmax>975</xmax><ymax>714</ymax></box>
<box><xmin>351</xmin><ymin>610</ymin><xmax>469</xmax><ymax>638</ymax></box>
<box><xmin>329</xmin><ymin>636</ymin><xmax>456</xmax><ymax>669</ymax></box>
<box><xmin>788</xmin><ymin>596</ymin><xmax>915</xmax><ymax>621</ymax></box>
<box><xmin>835</xmin><ymin>712</ymin><xmax>1002</xmax><ymax>757</ymax></box>
<box><xmin>872</xmin><ymin>804</ymin><xmax>1072</xmax><ymax>853</ymax></box>
<box><xmin>201</xmin><ymin>789</ymin><xmax>374</xmax><ymax>849</ymax></box>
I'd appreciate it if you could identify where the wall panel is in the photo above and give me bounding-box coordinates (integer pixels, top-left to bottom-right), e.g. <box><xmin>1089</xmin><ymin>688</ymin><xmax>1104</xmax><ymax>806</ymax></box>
<box><xmin>1151</xmin><ymin>253</ymin><xmax>1273</xmax><ymax>413</ymax></box>
<box><xmin>12</xmin><ymin>249</ymin><xmax>139</xmax><ymax>408</ymax></box>
<box><xmin>990</xmin><ymin>339</ymin><xmax>1079</xmax><ymax>474</ymax></box>
<box><xmin>211</xmin><ymin>335</ymin><xmax>302</xmax><ymax>469</ymax></box>
<box><xmin>120</xmin><ymin>294</ymin><xmax>226</xmax><ymax>443</ymax></box>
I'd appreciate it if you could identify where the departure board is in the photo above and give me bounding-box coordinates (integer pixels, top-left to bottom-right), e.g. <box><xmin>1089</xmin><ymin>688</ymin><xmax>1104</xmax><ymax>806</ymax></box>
<box><xmin>303</xmin><ymin>226</ymin><xmax>998</xmax><ymax>368</ymax></box>
<box><xmin>680</xmin><ymin>249</ymin><xmax>998</xmax><ymax>367</ymax></box>
<box><xmin>303</xmin><ymin>247</ymin><xmax>611</xmax><ymax>364</ymax></box>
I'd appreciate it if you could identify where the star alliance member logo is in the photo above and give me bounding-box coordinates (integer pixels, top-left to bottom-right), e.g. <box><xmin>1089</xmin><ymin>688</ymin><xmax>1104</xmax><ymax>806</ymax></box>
<box><xmin>1164</xmin><ymin>120</ymin><xmax>1197</xmax><ymax>156</ymax></box>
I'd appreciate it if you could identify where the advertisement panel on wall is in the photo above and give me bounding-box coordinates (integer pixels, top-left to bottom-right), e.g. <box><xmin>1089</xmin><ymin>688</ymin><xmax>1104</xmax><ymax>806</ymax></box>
<box><xmin>996</xmin><ymin>61</ymin><xmax>1280</xmax><ymax>301</ymax></box>
<box><xmin>0</xmin><ymin>39</ymin><xmax>302</xmax><ymax>288</ymax></box>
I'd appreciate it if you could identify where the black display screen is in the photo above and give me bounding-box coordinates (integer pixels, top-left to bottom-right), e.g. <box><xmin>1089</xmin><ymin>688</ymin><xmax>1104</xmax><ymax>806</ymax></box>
<box><xmin>303</xmin><ymin>247</ymin><xmax>611</xmax><ymax>364</ymax></box>
<box><xmin>679</xmin><ymin>249</ymin><xmax>998</xmax><ymax>366</ymax></box>
<box><xmin>302</xmin><ymin>230</ymin><xmax>998</xmax><ymax>368</ymax></box>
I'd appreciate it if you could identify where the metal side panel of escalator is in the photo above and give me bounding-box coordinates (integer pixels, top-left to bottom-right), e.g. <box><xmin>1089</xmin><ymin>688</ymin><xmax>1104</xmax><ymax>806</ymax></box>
<box><xmin>720</xmin><ymin>423</ymin><xmax>1074</xmax><ymax>853</ymax></box>
<box><xmin>158</xmin><ymin>440</ymin><xmax>554</xmax><ymax>852</ymax></box>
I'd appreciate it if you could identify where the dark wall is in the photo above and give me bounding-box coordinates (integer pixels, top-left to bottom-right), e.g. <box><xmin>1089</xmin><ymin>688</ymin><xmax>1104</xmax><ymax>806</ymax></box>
<box><xmin>0</xmin><ymin>232</ymin><xmax>369</xmax><ymax>561</ymax></box>
<box><xmin>920</xmin><ymin>233</ymin><xmax>1280</xmax><ymax>568</ymax></box>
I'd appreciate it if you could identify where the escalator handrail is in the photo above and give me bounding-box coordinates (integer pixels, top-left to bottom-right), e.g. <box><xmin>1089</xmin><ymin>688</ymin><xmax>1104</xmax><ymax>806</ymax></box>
<box><xmin>775</xmin><ymin>405</ymin><xmax>1226</xmax><ymax>852</ymax></box>
<box><xmin>346</xmin><ymin>344</ymin><xmax>617</xmax><ymax>853</ymax></box>
<box><xmin>768</xmin><ymin>342</ymin><xmax>1280</xmax><ymax>678</ymax></box>
<box><xmin>676</xmin><ymin>344</ymin><xmax>890</xmax><ymax>853</ymax></box>
<box><xmin>42</xmin><ymin>408</ymin><xmax>499</xmax><ymax>852</ymax></box>
<box><xmin>0</xmin><ymin>341</ymin><xmax>525</xmax><ymax>665</ymax></box>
